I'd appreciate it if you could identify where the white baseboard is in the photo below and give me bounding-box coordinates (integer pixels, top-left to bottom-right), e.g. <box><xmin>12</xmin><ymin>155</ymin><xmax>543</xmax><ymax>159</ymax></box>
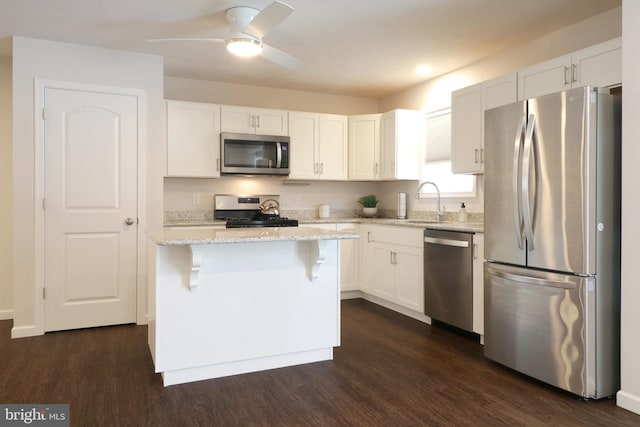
<box><xmin>360</xmin><ymin>292</ymin><xmax>432</xmax><ymax>324</ymax></box>
<box><xmin>340</xmin><ymin>290</ymin><xmax>362</xmax><ymax>300</ymax></box>
<box><xmin>11</xmin><ymin>324</ymin><xmax>42</xmax><ymax>339</ymax></box>
<box><xmin>0</xmin><ymin>309</ymin><xmax>13</xmax><ymax>320</ymax></box>
<box><xmin>617</xmin><ymin>390</ymin><xmax>640</xmax><ymax>415</ymax></box>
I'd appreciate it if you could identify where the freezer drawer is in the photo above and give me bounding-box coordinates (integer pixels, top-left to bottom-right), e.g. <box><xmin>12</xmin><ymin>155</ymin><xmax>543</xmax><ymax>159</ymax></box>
<box><xmin>484</xmin><ymin>262</ymin><xmax>595</xmax><ymax>397</ymax></box>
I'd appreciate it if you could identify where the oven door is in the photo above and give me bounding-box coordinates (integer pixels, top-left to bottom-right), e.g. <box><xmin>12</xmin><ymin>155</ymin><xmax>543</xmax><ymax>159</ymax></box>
<box><xmin>221</xmin><ymin>132</ymin><xmax>290</xmax><ymax>175</ymax></box>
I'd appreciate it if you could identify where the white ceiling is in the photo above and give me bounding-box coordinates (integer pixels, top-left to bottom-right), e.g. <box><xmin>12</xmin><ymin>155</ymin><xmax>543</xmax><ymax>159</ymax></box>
<box><xmin>0</xmin><ymin>0</ymin><xmax>621</xmax><ymax>98</ymax></box>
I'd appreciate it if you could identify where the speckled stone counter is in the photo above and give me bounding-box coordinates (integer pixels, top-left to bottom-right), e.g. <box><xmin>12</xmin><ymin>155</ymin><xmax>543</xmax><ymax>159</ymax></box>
<box><xmin>163</xmin><ymin>218</ymin><xmax>483</xmax><ymax>234</ymax></box>
<box><xmin>148</xmin><ymin>226</ymin><xmax>359</xmax><ymax>246</ymax></box>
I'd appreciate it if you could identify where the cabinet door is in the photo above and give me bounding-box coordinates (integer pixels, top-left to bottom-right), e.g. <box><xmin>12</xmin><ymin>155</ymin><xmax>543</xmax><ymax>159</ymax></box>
<box><xmin>380</xmin><ymin>110</ymin><xmax>422</xmax><ymax>180</ymax></box>
<box><xmin>348</xmin><ymin>114</ymin><xmax>381</xmax><ymax>180</ymax></box>
<box><xmin>394</xmin><ymin>245</ymin><xmax>424</xmax><ymax>312</ymax></box>
<box><xmin>318</xmin><ymin>114</ymin><xmax>348</xmax><ymax>180</ymax></box>
<box><xmin>166</xmin><ymin>101</ymin><xmax>221</xmax><ymax>178</ymax></box>
<box><xmin>517</xmin><ymin>55</ymin><xmax>571</xmax><ymax>100</ymax></box>
<box><xmin>483</xmin><ymin>73</ymin><xmax>517</xmax><ymax>111</ymax></box>
<box><xmin>371</xmin><ymin>243</ymin><xmax>395</xmax><ymax>301</ymax></box>
<box><xmin>337</xmin><ymin>224</ymin><xmax>359</xmax><ymax>292</ymax></box>
<box><xmin>380</xmin><ymin>110</ymin><xmax>397</xmax><ymax>180</ymax></box>
<box><xmin>451</xmin><ymin>83</ymin><xmax>483</xmax><ymax>174</ymax></box>
<box><xmin>255</xmin><ymin>108</ymin><xmax>289</xmax><ymax>136</ymax></box>
<box><xmin>572</xmin><ymin>38</ymin><xmax>621</xmax><ymax>89</ymax></box>
<box><xmin>220</xmin><ymin>105</ymin><xmax>256</xmax><ymax>134</ymax></box>
<box><xmin>288</xmin><ymin>112</ymin><xmax>318</xmax><ymax>179</ymax></box>
<box><xmin>472</xmin><ymin>233</ymin><xmax>484</xmax><ymax>335</ymax></box>
<box><xmin>358</xmin><ymin>226</ymin><xmax>374</xmax><ymax>292</ymax></box>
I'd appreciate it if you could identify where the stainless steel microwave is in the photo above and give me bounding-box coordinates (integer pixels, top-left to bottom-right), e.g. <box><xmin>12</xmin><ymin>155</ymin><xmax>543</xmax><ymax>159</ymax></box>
<box><xmin>220</xmin><ymin>132</ymin><xmax>290</xmax><ymax>176</ymax></box>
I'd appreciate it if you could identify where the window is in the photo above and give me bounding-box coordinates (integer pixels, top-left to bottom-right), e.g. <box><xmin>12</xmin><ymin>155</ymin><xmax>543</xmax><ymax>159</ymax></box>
<box><xmin>420</xmin><ymin>109</ymin><xmax>475</xmax><ymax>197</ymax></box>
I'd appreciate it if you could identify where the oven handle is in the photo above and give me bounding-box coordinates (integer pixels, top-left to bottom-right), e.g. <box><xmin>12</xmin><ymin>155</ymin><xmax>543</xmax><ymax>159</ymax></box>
<box><xmin>424</xmin><ymin>236</ymin><xmax>469</xmax><ymax>248</ymax></box>
<box><xmin>276</xmin><ymin>142</ymin><xmax>282</xmax><ymax>168</ymax></box>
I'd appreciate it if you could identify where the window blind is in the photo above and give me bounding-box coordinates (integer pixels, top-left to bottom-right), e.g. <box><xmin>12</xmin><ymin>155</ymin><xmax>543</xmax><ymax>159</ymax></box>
<box><xmin>424</xmin><ymin>109</ymin><xmax>451</xmax><ymax>163</ymax></box>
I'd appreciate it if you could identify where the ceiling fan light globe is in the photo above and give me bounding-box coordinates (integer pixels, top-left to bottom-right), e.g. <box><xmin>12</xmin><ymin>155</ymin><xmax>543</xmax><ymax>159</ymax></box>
<box><xmin>227</xmin><ymin>38</ymin><xmax>263</xmax><ymax>57</ymax></box>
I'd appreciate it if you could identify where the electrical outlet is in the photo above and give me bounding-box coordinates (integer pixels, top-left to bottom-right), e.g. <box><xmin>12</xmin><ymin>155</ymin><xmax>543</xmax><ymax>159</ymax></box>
<box><xmin>192</xmin><ymin>193</ymin><xmax>200</xmax><ymax>205</ymax></box>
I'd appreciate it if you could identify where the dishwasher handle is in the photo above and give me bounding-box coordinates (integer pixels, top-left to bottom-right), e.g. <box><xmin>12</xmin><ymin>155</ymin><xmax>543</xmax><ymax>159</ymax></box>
<box><xmin>424</xmin><ymin>236</ymin><xmax>470</xmax><ymax>248</ymax></box>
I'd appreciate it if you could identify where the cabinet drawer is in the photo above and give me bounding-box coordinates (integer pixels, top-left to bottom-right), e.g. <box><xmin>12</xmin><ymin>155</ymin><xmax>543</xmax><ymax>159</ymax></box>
<box><xmin>369</xmin><ymin>225</ymin><xmax>423</xmax><ymax>248</ymax></box>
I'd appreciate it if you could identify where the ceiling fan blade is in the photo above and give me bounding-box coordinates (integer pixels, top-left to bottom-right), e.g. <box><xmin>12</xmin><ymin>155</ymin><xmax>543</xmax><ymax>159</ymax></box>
<box><xmin>245</xmin><ymin>1</ymin><xmax>294</xmax><ymax>38</ymax></box>
<box><xmin>147</xmin><ymin>37</ymin><xmax>225</xmax><ymax>43</ymax></box>
<box><xmin>260</xmin><ymin>44</ymin><xmax>301</xmax><ymax>69</ymax></box>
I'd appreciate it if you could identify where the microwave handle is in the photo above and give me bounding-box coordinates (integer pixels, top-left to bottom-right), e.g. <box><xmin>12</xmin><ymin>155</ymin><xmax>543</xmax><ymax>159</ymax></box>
<box><xmin>276</xmin><ymin>142</ymin><xmax>282</xmax><ymax>168</ymax></box>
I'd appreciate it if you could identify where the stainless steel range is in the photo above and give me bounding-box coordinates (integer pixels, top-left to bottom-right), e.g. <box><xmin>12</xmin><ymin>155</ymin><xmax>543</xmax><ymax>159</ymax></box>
<box><xmin>214</xmin><ymin>194</ymin><xmax>299</xmax><ymax>228</ymax></box>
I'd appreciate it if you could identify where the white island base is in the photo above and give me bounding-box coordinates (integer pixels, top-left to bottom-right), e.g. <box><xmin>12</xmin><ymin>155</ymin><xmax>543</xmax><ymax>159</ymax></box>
<box><xmin>147</xmin><ymin>228</ymin><xmax>351</xmax><ymax>386</ymax></box>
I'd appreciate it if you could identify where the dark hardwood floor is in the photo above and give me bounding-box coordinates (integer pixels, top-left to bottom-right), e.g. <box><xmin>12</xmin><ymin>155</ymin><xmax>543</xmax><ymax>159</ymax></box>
<box><xmin>1</xmin><ymin>299</ymin><xmax>638</xmax><ymax>426</ymax></box>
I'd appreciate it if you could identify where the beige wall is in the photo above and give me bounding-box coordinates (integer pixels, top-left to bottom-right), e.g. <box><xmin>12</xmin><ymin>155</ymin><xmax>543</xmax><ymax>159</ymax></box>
<box><xmin>0</xmin><ymin>56</ymin><xmax>12</xmax><ymax>319</ymax></box>
<box><xmin>618</xmin><ymin>0</ymin><xmax>640</xmax><ymax>416</ymax></box>
<box><xmin>165</xmin><ymin>76</ymin><xmax>378</xmax><ymax>115</ymax></box>
<box><xmin>11</xmin><ymin>37</ymin><xmax>165</xmax><ymax>337</ymax></box>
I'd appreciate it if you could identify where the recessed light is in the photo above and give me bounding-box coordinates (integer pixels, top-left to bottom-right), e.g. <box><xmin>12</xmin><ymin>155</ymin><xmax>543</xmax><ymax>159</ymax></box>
<box><xmin>416</xmin><ymin>64</ymin><xmax>433</xmax><ymax>76</ymax></box>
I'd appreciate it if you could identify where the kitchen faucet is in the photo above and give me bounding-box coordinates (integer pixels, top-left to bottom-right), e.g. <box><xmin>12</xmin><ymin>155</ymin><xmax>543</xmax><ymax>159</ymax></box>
<box><xmin>415</xmin><ymin>181</ymin><xmax>445</xmax><ymax>222</ymax></box>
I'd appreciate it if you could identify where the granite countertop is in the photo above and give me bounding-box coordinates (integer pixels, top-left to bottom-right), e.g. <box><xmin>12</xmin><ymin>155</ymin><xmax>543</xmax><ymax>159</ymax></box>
<box><xmin>164</xmin><ymin>218</ymin><xmax>483</xmax><ymax>234</ymax></box>
<box><xmin>148</xmin><ymin>226</ymin><xmax>360</xmax><ymax>246</ymax></box>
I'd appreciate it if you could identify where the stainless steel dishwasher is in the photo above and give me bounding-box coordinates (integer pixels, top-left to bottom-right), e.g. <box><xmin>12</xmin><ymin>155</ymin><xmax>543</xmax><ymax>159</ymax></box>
<box><xmin>424</xmin><ymin>229</ymin><xmax>473</xmax><ymax>332</ymax></box>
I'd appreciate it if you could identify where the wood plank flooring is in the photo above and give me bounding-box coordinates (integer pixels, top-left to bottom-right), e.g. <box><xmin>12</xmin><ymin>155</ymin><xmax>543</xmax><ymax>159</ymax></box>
<box><xmin>1</xmin><ymin>299</ymin><xmax>639</xmax><ymax>426</ymax></box>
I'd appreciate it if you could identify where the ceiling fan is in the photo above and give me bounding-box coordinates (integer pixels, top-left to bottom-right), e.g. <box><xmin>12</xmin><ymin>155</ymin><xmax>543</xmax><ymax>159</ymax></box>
<box><xmin>149</xmin><ymin>1</ymin><xmax>301</xmax><ymax>69</ymax></box>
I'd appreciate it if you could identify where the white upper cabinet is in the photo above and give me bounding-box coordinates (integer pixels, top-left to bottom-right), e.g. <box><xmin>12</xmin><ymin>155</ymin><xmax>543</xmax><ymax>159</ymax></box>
<box><xmin>380</xmin><ymin>109</ymin><xmax>423</xmax><ymax>180</ymax></box>
<box><xmin>348</xmin><ymin>114</ymin><xmax>382</xmax><ymax>180</ymax></box>
<box><xmin>451</xmin><ymin>82</ymin><xmax>483</xmax><ymax>174</ymax></box>
<box><xmin>451</xmin><ymin>72</ymin><xmax>517</xmax><ymax>174</ymax></box>
<box><xmin>518</xmin><ymin>37</ymin><xmax>621</xmax><ymax>100</ymax></box>
<box><xmin>220</xmin><ymin>105</ymin><xmax>289</xmax><ymax>136</ymax></box>
<box><xmin>166</xmin><ymin>100</ymin><xmax>221</xmax><ymax>178</ymax></box>
<box><xmin>288</xmin><ymin>112</ymin><xmax>348</xmax><ymax>180</ymax></box>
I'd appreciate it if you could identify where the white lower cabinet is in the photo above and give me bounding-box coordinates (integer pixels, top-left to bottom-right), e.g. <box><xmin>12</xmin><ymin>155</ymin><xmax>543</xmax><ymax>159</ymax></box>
<box><xmin>472</xmin><ymin>233</ymin><xmax>484</xmax><ymax>336</ymax></box>
<box><xmin>360</xmin><ymin>225</ymin><xmax>424</xmax><ymax>313</ymax></box>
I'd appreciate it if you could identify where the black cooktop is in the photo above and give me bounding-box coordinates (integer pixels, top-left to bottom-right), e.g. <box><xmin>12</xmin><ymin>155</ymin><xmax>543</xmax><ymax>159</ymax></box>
<box><xmin>225</xmin><ymin>216</ymin><xmax>299</xmax><ymax>228</ymax></box>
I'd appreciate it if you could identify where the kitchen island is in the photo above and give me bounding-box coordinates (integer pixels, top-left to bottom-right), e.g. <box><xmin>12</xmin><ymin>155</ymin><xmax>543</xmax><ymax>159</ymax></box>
<box><xmin>146</xmin><ymin>226</ymin><xmax>359</xmax><ymax>386</ymax></box>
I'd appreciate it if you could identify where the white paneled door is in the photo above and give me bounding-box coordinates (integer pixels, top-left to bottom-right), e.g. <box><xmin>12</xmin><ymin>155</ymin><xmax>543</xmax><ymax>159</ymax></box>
<box><xmin>43</xmin><ymin>88</ymin><xmax>138</xmax><ymax>332</ymax></box>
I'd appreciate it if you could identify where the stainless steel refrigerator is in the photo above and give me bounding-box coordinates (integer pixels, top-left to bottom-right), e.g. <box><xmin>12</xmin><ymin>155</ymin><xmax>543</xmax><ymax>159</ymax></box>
<box><xmin>483</xmin><ymin>86</ymin><xmax>621</xmax><ymax>399</ymax></box>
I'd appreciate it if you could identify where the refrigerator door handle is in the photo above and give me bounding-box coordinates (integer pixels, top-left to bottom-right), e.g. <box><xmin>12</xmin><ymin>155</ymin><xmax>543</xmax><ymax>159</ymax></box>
<box><xmin>487</xmin><ymin>267</ymin><xmax>578</xmax><ymax>290</ymax></box>
<box><xmin>512</xmin><ymin>115</ymin><xmax>526</xmax><ymax>250</ymax></box>
<box><xmin>522</xmin><ymin>113</ymin><xmax>536</xmax><ymax>251</ymax></box>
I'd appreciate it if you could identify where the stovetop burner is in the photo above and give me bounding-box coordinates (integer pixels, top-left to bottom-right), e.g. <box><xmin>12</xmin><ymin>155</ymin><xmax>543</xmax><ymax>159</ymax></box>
<box><xmin>225</xmin><ymin>215</ymin><xmax>299</xmax><ymax>228</ymax></box>
<box><xmin>215</xmin><ymin>194</ymin><xmax>298</xmax><ymax>228</ymax></box>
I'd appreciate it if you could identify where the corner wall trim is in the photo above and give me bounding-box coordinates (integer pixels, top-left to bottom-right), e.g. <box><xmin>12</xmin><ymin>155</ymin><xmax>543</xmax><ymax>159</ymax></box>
<box><xmin>11</xmin><ymin>325</ymin><xmax>41</xmax><ymax>339</ymax></box>
<box><xmin>617</xmin><ymin>390</ymin><xmax>640</xmax><ymax>416</ymax></box>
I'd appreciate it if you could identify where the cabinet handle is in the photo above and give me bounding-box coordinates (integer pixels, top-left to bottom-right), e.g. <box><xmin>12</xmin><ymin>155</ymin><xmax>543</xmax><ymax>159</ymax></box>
<box><xmin>563</xmin><ymin>66</ymin><xmax>569</xmax><ymax>85</ymax></box>
<box><xmin>480</xmin><ymin>148</ymin><xmax>484</xmax><ymax>164</ymax></box>
<box><xmin>571</xmin><ymin>63</ymin><xmax>577</xmax><ymax>83</ymax></box>
<box><xmin>314</xmin><ymin>163</ymin><xmax>318</xmax><ymax>174</ymax></box>
<box><xmin>367</xmin><ymin>231</ymin><xmax>371</xmax><ymax>243</ymax></box>
<box><xmin>320</xmin><ymin>163</ymin><xmax>324</xmax><ymax>174</ymax></box>
<box><xmin>473</xmin><ymin>243</ymin><xmax>478</xmax><ymax>260</ymax></box>
<box><xmin>475</xmin><ymin>148</ymin><xmax>479</xmax><ymax>164</ymax></box>
<box><xmin>251</xmin><ymin>115</ymin><xmax>255</xmax><ymax>128</ymax></box>
<box><xmin>374</xmin><ymin>163</ymin><xmax>379</xmax><ymax>175</ymax></box>
<box><xmin>256</xmin><ymin>115</ymin><xmax>260</xmax><ymax>128</ymax></box>
<box><xmin>216</xmin><ymin>158</ymin><xmax>220</xmax><ymax>171</ymax></box>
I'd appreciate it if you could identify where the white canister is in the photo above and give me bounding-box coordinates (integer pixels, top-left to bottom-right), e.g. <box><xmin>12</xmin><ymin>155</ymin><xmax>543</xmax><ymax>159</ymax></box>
<box><xmin>397</xmin><ymin>192</ymin><xmax>407</xmax><ymax>219</ymax></box>
<box><xmin>318</xmin><ymin>204</ymin><xmax>331</xmax><ymax>219</ymax></box>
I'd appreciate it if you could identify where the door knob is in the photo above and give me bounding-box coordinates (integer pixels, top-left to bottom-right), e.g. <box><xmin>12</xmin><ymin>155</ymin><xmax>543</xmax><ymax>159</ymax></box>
<box><xmin>125</xmin><ymin>218</ymin><xmax>135</xmax><ymax>225</ymax></box>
